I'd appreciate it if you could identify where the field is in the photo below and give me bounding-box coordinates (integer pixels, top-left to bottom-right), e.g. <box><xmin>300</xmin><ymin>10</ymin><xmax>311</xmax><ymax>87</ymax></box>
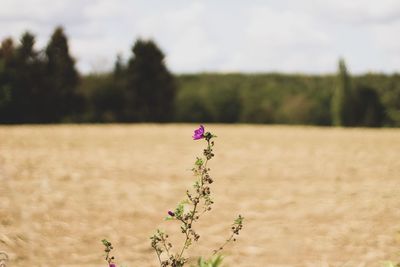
<box><xmin>0</xmin><ymin>124</ymin><xmax>399</xmax><ymax>267</ymax></box>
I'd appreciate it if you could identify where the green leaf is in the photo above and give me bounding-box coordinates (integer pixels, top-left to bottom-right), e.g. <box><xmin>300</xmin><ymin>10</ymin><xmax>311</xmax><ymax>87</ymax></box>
<box><xmin>212</xmin><ymin>255</ymin><xmax>224</xmax><ymax>266</ymax></box>
<box><xmin>195</xmin><ymin>157</ymin><xmax>204</xmax><ymax>166</ymax></box>
<box><xmin>165</xmin><ymin>216</ymin><xmax>175</xmax><ymax>221</ymax></box>
<box><xmin>192</xmin><ymin>255</ymin><xmax>224</xmax><ymax>267</ymax></box>
<box><xmin>175</xmin><ymin>203</ymin><xmax>185</xmax><ymax>217</ymax></box>
<box><xmin>101</xmin><ymin>239</ymin><xmax>110</xmax><ymax>246</ymax></box>
<box><xmin>181</xmin><ymin>199</ymin><xmax>191</xmax><ymax>205</ymax></box>
<box><xmin>234</xmin><ymin>215</ymin><xmax>244</xmax><ymax>225</ymax></box>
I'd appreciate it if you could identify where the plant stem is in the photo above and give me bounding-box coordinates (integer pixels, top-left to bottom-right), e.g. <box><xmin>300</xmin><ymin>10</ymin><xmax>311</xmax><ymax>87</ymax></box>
<box><xmin>161</xmin><ymin>235</ymin><xmax>171</xmax><ymax>258</ymax></box>
<box><xmin>155</xmin><ymin>250</ymin><xmax>162</xmax><ymax>266</ymax></box>
<box><xmin>178</xmin><ymin>140</ymin><xmax>211</xmax><ymax>259</ymax></box>
<box><xmin>212</xmin><ymin>232</ymin><xmax>235</xmax><ymax>256</ymax></box>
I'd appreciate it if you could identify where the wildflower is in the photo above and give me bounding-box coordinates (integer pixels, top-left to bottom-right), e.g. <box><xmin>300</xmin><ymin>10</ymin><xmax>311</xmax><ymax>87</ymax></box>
<box><xmin>192</xmin><ymin>125</ymin><xmax>205</xmax><ymax>140</ymax></box>
<box><xmin>168</xmin><ymin>211</ymin><xmax>175</xmax><ymax>217</ymax></box>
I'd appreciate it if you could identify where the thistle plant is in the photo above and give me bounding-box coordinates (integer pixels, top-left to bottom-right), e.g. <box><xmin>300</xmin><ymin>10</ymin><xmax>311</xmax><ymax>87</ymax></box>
<box><xmin>102</xmin><ymin>125</ymin><xmax>244</xmax><ymax>267</ymax></box>
<box><xmin>150</xmin><ymin>125</ymin><xmax>244</xmax><ymax>267</ymax></box>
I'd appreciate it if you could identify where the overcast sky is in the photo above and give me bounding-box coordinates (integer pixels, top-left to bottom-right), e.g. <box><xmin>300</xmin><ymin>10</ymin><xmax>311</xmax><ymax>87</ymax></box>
<box><xmin>1</xmin><ymin>0</ymin><xmax>400</xmax><ymax>74</ymax></box>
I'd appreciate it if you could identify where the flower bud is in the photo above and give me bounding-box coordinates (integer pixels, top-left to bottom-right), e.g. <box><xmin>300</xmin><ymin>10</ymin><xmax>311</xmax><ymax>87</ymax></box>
<box><xmin>168</xmin><ymin>211</ymin><xmax>175</xmax><ymax>217</ymax></box>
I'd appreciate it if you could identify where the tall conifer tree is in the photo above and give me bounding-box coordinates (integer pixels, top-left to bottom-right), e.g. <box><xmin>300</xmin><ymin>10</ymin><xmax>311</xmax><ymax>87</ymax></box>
<box><xmin>45</xmin><ymin>26</ymin><xmax>81</xmax><ymax>122</ymax></box>
<box><xmin>0</xmin><ymin>38</ymin><xmax>16</xmax><ymax>122</ymax></box>
<box><xmin>125</xmin><ymin>39</ymin><xmax>176</xmax><ymax>122</ymax></box>
<box><xmin>331</xmin><ymin>58</ymin><xmax>352</xmax><ymax>126</ymax></box>
<box><xmin>15</xmin><ymin>32</ymin><xmax>46</xmax><ymax>122</ymax></box>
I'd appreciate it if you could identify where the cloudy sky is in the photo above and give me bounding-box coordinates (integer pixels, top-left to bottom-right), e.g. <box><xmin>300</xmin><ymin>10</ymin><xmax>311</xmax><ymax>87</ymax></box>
<box><xmin>1</xmin><ymin>0</ymin><xmax>400</xmax><ymax>74</ymax></box>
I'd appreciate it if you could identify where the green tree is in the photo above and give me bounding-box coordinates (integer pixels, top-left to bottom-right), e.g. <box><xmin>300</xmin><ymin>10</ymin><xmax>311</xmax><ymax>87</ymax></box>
<box><xmin>45</xmin><ymin>26</ymin><xmax>82</xmax><ymax>122</ymax></box>
<box><xmin>92</xmin><ymin>74</ymin><xmax>125</xmax><ymax>122</ymax></box>
<box><xmin>113</xmin><ymin>53</ymin><xmax>126</xmax><ymax>79</ymax></box>
<box><xmin>175</xmin><ymin>89</ymin><xmax>213</xmax><ymax>122</ymax></box>
<box><xmin>331</xmin><ymin>58</ymin><xmax>352</xmax><ymax>126</ymax></box>
<box><xmin>15</xmin><ymin>32</ymin><xmax>47</xmax><ymax>122</ymax></box>
<box><xmin>125</xmin><ymin>39</ymin><xmax>176</xmax><ymax>122</ymax></box>
<box><xmin>0</xmin><ymin>38</ymin><xmax>16</xmax><ymax>123</ymax></box>
<box><xmin>352</xmin><ymin>86</ymin><xmax>385</xmax><ymax>127</ymax></box>
<box><xmin>0</xmin><ymin>33</ymin><xmax>46</xmax><ymax>123</ymax></box>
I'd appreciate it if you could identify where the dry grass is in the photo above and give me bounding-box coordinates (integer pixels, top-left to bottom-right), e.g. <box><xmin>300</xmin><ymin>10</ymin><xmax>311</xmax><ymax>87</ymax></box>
<box><xmin>0</xmin><ymin>124</ymin><xmax>399</xmax><ymax>267</ymax></box>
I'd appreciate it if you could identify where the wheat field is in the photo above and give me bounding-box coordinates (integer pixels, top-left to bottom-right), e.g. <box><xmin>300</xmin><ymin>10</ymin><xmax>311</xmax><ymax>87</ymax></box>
<box><xmin>0</xmin><ymin>124</ymin><xmax>399</xmax><ymax>267</ymax></box>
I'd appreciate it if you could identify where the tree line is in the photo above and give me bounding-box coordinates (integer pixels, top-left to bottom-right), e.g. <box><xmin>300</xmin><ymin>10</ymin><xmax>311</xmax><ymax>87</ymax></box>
<box><xmin>0</xmin><ymin>27</ymin><xmax>81</xmax><ymax>123</ymax></box>
<box><xmin>1</xmin><ymin>27</ymin><xmax>399</xmax><ymax>126</ymax></box>
<box><xmin>0</xmin><ymin>26</ymin><xmax>175</xmax><ymax>123</ymax></box>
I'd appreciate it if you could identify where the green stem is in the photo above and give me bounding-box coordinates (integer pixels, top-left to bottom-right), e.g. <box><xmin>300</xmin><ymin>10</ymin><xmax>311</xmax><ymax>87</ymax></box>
<box><xmin>178</xmin><ymin>139</ymin><xmax>211</xmax><ymax>259</ymax></box>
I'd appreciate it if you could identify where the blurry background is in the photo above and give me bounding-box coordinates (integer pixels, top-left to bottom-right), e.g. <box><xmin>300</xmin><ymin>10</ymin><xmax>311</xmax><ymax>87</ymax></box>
<box><xmin>1</xmin><ymin>1</ymin><xmax>400</xmax><ymax>267</ymax></box>
<box><xmin>0</xmin><ymin>0</ymin><xmax>400</xmax><ymax>126</ymax></box>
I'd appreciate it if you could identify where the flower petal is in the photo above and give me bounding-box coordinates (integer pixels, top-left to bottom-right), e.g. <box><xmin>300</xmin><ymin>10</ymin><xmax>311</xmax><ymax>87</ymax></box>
<box><xmin>193</xmin><ymin>125</ymin><xmax>205</xmax><ymax>140</ymax></box>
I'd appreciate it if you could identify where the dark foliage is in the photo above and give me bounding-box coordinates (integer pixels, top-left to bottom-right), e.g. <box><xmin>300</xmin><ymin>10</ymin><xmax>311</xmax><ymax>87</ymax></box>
<box><xmin>44</xmin><ymin>26</ymin><xmax>83</xmax><ymax>122</ymax></box>
<box><xmin>0</xmin><ymin>27</ymin><xmax>82</xmax><ymax>123</ymax></box>
<box><xmin>124</xmin><ymin>39</ymin><xmax>176</xmax><ymax>122</ymax></box>
<box><xmin>0</xmin><ymin>26</ymin><xmax>399</xmax><ymax>127</ymax></box>
<box><xmin>331</xmin><ymin>59</ymin><xmax>352</xmax><ymax>126</ymax></box>
<box><xmin>0</xmin><ymin>38</ymin><xmax>16</xmax><ymax>123</ymax></box>
<box><xmin>352</xmin><ymin>86</ymin><xmax>385</xmax><ymax>127</ymax></box>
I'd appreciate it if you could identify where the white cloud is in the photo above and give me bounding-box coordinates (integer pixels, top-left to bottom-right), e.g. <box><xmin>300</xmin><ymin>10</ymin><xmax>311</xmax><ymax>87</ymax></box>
<box><xmin>368</xmin><ymin>21</ymin><xmax>400</xmax><ymax>72</ymax></box>
<box><xmin>222</xmin><ymin>5</ymin><xmax>334</xmax><ymax>73</ymax></box>
<box><xmin>83</xmin><ymin>0</ymin><xmax>126</xmax><ymax>20</ymax></box>
<box><xmin>1</xmin><ymin>0</ymin><xmax>400</xmax><ymax>74</ymax></box>
<box><xmin>306</xmin><ymin>0</ymin><xmax>400</xmax><ymax>25</ymax></box>
<box><xmin>133</xmin><ymin>1</ymin><xmax>218</xmax><ymax>72</ymax></box>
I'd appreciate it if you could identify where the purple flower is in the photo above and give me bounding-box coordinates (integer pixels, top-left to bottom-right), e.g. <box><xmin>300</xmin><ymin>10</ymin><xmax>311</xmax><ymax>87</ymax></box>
<box><xmin>168</xmin><ymin>210</ymin><xmax>175</xmax><ymax>217</ymax></box>
<box><xmin>193</xmin><ymin>125</ymin><xmax>205</xmax><ymax>140</ymax></box>
<box><xmin>109</xmin><ymin>264</ymin><xmax>116</xmax><ymax>267</ymax></box>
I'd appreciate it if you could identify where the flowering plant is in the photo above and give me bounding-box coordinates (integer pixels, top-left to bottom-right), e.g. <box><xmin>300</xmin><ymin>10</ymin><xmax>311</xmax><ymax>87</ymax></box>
<box><xmin>150</xmin><ymin>125</ymin><xmax>243</xmax><ymax>267</ymax></box>
<box><xmin>102</xmin><ymin>125</ymin><xmax>244</xmax><ymax>267</ymax></box>
<box><xmin>102</xmin><ymin>239</ymin><xmax>116</xmax><ymax>267</ymax></box>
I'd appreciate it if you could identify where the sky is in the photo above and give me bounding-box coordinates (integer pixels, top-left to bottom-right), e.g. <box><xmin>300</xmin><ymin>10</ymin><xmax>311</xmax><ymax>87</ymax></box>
<box><xmin>1</xmin><ymin>0</ymin><xmax>400</xmax><ymax>74</ymax></box>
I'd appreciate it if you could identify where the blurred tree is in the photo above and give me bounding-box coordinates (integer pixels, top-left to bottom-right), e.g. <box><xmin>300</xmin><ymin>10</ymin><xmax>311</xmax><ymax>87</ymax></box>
<box><xmin>331</xmin><ymin>58</ymin><xmax>352</xmax><ymax>126</ymax></box>
<box><xmin>113</xmin><ymin>53</ymin><xmax>126</xmax><ymax>79</ymax></box>
<box><xmin>277</xmin><ymin>94</ymin><xmax>315</xmax><ymax>124</ymax></box>
<box><xmin>15</xmin><ymin>32</ymin><xmax>47</xmax><ymax>123</ymax></box>
<box><xmin>45</xmin><ymin>26</ymin><xmax>82</xmax><ymax>122</ymax></box>
<box><xmin>175</xmin><ymin>89</ymin><xmax>213</xmax><ymax>122</ymax></box>
<box><xmin>384</xmin><ymin>74</ymin><xmax>400</xmax><ymax>126</ymax></box>
<box><xmin>92</xmin><ymin>74</ymin><xmax>125</xmax><ymax>122</ymax></box>
<box><xmin>112</xmin><ymin>54</ymin><xmax>128</xmax><ymax>121</ymax></box>
<box><xmin>0</xmin><ymin>33</ymin><xmax>47</xmax><ymax>123</ymax></box>
<box><xmin>125</xmin><ymin>39</ymin><xmax>176</xmax><ymax>122</ymax></box>
<box><xmin>352</xmin><ymin>86</ymin><xmax>385</xmax><ymax>127</ymax></box>
<box><xmin>238</xmin><ymin>77</ymin><xmax>277</xmax><ymax>124</ymax></box>
<box><xmin>0</xmin><ymin>38</ymin><xmax>16</xmax><ymax>123</ymax></box>
<box><xmin>175</xmin><ymin>74</ymin><xmax>243</xmax><ymax>123</ymax></box>
<box><xmin>353</xmin><ymin>73</ymin><xmax>400</xmax><ymax>126</ymax></box>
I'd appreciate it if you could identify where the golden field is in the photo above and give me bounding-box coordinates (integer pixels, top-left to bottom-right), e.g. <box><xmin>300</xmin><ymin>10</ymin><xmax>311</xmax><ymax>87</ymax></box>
<box><xmin>0</xmin><ymin>124</ymin><xmax>399</xmax><ymax>267</ymax></box>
